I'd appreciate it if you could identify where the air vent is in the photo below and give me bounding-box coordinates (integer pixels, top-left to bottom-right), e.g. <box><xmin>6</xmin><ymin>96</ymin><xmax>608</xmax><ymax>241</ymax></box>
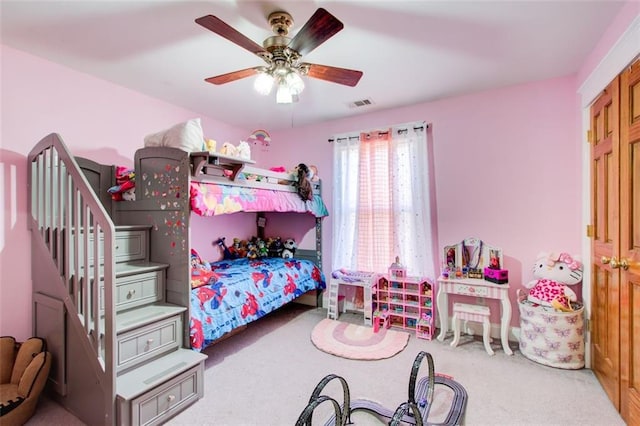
<box><xmin>348</xmin><ymin>98</ymin><xmax>374</xmax><ymax>108</ymax></box>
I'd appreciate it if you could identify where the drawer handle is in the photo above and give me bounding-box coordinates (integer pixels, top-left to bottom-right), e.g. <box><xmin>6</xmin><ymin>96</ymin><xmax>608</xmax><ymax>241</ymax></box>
<box><xmin>167</xmin><ymin>394</ymin><xmax>176</xmax><ymax>403</ymax></box>
<box><xmin>146</xmin><ymin>338</ymin><xmax>154</xmax><ymax>346</ymax></box>
<box><xmin>127</xmin><ymin>289</ymin><xmax>136</xmax><ymax>299</ymax></box>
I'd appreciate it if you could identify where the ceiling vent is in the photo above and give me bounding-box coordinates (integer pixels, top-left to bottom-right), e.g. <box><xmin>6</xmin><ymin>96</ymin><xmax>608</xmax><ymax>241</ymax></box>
<box><xmin>348</xmin><ymin>98</ymin><xmax>374</xmax><ymax>108</ymax></box>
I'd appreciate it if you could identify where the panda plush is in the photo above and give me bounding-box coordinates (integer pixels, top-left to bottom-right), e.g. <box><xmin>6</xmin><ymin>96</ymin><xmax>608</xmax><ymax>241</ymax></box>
<box><xmin>282</xmin><ymin>238</ymin><xmax>297</xmax><ymax>259</ymax></box>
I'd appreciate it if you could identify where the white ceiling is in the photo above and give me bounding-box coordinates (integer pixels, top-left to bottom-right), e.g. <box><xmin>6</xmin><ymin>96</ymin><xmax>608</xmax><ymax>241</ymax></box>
<box><xmin>1</xmin><ymin>1</ymin><xmax>627</xmax><ymax>131</ymax></box>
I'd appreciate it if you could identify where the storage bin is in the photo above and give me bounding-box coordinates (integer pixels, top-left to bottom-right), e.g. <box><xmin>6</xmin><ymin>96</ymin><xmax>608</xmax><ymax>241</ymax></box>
<box><xmin>517</xmin><ymin>291</ymin><xmax>584</xmax><ymax>369</ymax></box>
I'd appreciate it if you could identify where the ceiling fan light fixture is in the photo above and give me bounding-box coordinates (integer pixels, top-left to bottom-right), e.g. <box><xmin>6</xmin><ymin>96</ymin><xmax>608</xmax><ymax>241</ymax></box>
<box><xmin>285</xmin><ymin>71</ymin><xmax>305</xmax><ymax>95</ymax></box>
<box><xmin>197</xmin><ymin>8</ymin><xmax>362</xmax><ymax>103</ymax></box>
<box><xmin>254</xmin><ymin>72</ymin><xmax>275</xmax><ymax>95</ymax></box>
<box><xmin>276</xmin><ymin>83</ymin><xmax>293</xmax><ymax>104</ymax></box>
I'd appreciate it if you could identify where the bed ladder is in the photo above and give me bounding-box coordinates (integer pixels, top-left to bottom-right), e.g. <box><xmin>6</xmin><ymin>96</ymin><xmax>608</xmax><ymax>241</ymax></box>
<box><xmin>363</xmin><ymin>284</ymin><xmax>373</xmax><ymax>326</ymax></box>
<box><xmin>327</xmin><ymin>279</ymin><xmax>341</xmax><ymax>320</ymax></box>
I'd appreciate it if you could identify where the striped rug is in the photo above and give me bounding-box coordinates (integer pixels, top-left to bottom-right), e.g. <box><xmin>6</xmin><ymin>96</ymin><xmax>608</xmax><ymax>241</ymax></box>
<box><xmin>311</xmin><ymin>318</ymin><xmax>410</xmax><ymax>360</ymax></box>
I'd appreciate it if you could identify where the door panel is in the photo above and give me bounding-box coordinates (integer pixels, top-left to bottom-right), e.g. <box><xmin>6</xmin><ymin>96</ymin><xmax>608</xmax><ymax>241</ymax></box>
<box><xmin>590</xmin><ymin>76</ymin><xmax>620</xmax><ymax>408</ymax></box>
<box><xmin>620</xmin><ymin>59</ymin><xmax>640</xmax><ymax>425</ymax></box>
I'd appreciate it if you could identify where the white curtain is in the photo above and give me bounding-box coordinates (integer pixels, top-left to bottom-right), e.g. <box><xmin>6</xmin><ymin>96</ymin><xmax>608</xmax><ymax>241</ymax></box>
<box><xmin>331</xmin><ymin>123</ymin><xmax>436</xmax><ymax>279</ymax></box>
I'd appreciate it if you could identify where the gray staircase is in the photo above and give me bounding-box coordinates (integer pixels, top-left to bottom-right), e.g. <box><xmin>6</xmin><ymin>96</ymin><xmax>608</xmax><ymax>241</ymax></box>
<box><xmin>110</xmin><ymin>225</ymin><xmax>206</xmax><ymax>425</ymax></box>
<box><xmin>29</xmin><ymin>135</ymin><xmax>206</xmax><ymax>425</ymax></box>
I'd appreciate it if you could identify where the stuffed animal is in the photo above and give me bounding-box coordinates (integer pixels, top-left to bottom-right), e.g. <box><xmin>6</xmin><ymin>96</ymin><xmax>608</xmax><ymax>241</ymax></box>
<box><xmin>268</xmin><ymin>237</ymin><xmax>284</xmax><ymax>258</ymax></box>
<box><xmin>190</xmin><ymin>249</ymin><xmax>215</xmax><ymax>289</ymax></box>
<box><xmin>215</xmin><ymin>237</ymin><xmax>233</xmax><ymax>260</ymax></box>
<box><xmin>246</xmin><ymin>240</ymin><xmax>258</xmax><ymax>259</ymax></box>
<box><xmin>257</xmin><ymin>239</ymin><xmax>268</xmax><ymax>258</ymax></box>
<box><xmin>219</xmin><ymin>142</ymin><xmax>237</xmax><ymax>157</ymax></box>
<box><xmin>205</xmin><ymin>139</ymin><xmax>217</xmax><ymax>152</ymax></box>
<box><xmin>524</xmin><ymin>252</ymin><xmax>583</xmax><ymax>311</ymax></box>
<box><xmin>282</xmin><ymin>238</ymin><xmax>297</xmax><ymax>259</ymax></box>
<box><xmin>230</xmin><ymin>238</ymin><xmax>248</xmax><ymax>258</ymax></box>
<box><xmin>107</xmin><ymin>166</ymin><xmax>135</xmax><ymax>201</ymax></box>
<box><xmin>236</xmin><ymin>141</ymin><xmax>251</xmax><ymax>160</ymax></box>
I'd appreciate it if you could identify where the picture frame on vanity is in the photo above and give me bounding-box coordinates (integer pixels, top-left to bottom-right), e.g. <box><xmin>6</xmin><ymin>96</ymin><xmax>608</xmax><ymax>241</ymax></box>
<box><xmin>444</xmin><ymin>245</ymin><xmax>458</xmax><ymax>269</ymax></box>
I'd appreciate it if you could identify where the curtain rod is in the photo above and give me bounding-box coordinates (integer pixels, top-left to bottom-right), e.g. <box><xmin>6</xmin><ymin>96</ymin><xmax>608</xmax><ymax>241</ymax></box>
<box><xmin>328</xmin><ymin>122</ymin><xmax>429</xmax><ymax>143</ymax></box>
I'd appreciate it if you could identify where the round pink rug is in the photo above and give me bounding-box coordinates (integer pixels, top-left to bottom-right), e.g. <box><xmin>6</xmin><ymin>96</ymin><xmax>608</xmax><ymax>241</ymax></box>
<box><xmin>311</xmin><ymin>319</ymin><xmax>410</xmax><ymax>360</ymax></box>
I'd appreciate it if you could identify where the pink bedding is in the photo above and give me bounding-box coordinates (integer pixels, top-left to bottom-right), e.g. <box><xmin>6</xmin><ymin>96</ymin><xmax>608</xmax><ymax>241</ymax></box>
<box><xmin>190</xmin><ymin>181</ymin><xmax>329</xmax><ymax>217</ymax></box>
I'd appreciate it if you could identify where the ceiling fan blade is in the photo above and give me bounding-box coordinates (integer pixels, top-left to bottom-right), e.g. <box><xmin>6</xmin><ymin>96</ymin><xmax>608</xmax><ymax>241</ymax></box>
<box><xmin>288</xmin><ymin>8</ymin><xmax>344</xmax><ymax>56</ymax></box>
<box><xmin>205</xmin><ymin>67</ymin><xmax>260</xmax><ymax>85</ymax></box>
<box><xmin>195</xmin><ymin>15</ymin><xmax>266</xmax><ymax>55</ymax></box>
<box><xmin>304</xmin><ymin>63</ymin><xmax>363</xmax><ymax>87</ymax></box>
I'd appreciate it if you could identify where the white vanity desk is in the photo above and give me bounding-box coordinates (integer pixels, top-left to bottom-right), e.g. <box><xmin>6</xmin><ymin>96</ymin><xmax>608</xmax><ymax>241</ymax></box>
<box><xmin>436</xmin><ymin>276</ymin><xmax>513</xmax><ymax>355</ymax></box>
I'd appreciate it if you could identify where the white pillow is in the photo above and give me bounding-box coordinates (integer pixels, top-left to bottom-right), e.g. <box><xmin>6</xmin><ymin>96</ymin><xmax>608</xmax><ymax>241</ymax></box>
<box><xmin>144</xmin><ymin>118</ymin><xmax>204</xmax><ymax>152</ymax></box>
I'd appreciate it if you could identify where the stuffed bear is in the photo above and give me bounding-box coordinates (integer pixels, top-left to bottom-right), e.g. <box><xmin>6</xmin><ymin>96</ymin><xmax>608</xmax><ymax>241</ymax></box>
<box><xmin>282</xmin><ymin>238</ymin><xmax>297</xmax><ymax>259</ymax></box>
<box><xmin>524</xmin><ymin>252</ymin><xmax>583</xmax><ymax>311</ymax></box>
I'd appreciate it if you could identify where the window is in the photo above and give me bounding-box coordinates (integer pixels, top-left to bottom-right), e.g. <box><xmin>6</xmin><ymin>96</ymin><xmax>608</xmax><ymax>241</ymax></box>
<box><xmin>332</xmin><ymin>123</ymin><xmax>436</xmax><ymax>278</ymax></box>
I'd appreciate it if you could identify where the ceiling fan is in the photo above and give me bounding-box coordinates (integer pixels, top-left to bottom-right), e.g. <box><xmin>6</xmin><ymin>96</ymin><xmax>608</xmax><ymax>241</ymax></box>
<box><xmin>195</xmin><ymin>8</ymin><xmax>363</xmax><ymax>102</ymax></box>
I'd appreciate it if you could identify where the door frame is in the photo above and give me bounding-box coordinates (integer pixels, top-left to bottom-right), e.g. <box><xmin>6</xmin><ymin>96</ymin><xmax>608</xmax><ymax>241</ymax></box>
<box><xmin>578</xmin><ymin>14</ymin><xmax>640</xmax><ymax>367</ymax></box>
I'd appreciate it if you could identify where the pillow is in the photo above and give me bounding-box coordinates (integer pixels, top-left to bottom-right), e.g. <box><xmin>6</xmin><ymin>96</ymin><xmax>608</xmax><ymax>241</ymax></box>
<box><xmin>190</xmin><ymin>248</ymin><xmax>216</xmax><ymax>289</ymax></box>
<box><xmin>144</xmin><ymin>118</ymin><xmax>204</xmax><ymax>152</ymax></box>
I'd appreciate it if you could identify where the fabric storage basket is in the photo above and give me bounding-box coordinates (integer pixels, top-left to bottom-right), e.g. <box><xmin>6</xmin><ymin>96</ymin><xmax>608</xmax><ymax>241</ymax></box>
<box><xmin>517</xmin><ymin>291</ymin><xmax>585</xmax><ymax>369</ymax></box>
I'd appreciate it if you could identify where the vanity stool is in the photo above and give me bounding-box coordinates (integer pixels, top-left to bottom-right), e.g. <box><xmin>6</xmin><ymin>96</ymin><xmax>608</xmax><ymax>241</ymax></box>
<box><xmin>450</xmin><ymin>303</ymin><xmax>494</xmax><ymax>355</ymax></box>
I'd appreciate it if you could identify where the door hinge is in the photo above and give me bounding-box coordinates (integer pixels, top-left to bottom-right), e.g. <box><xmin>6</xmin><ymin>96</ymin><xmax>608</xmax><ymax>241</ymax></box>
<box><xmin>587</xmin><ymin>130</ymin><xmax>593</xmax><ymax>144</ymax></box>
<box><xmin>587</xmin><ymin>224</ymin><xmax>595</xmax><ymax>238</ymax></box>
<box><xmin>584</xmin><ymin>318</ymin><xmax>590</xmax><ymax>342</ymax></box>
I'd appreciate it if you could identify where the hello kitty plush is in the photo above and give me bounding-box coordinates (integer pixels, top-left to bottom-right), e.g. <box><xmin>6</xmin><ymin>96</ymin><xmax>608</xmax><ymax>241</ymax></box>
<box><xmin>524</xmin><ymin>252</ymin><xmax>583</xmax><ymax>311</ymax></box>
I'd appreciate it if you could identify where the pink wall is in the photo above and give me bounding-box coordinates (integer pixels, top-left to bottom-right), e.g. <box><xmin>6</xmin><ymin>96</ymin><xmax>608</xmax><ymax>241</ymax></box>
<box><xmin>270</xmin><ymin>75</ymin><xmax>582</xmax><ymax>327</ymax></box>
<box><xmin>0</xmin><ymin>45</ymin><xmax>250</xmax><ymax>340</ymax></box>
<box><xmin>2</xmin><ymin>3</ymin><xmax>636</xmax><ymax>339</ymax></box>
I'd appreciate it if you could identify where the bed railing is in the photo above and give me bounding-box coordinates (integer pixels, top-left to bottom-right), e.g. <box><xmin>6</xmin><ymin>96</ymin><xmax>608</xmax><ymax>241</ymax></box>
<box><xmin>28</xmin><ymin>133</ymin><xmax>116</xmax><ymax>424</ymax></box>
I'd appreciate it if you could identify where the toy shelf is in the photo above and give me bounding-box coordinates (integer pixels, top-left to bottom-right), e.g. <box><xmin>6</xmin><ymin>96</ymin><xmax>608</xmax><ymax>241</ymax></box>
<box><xmin>373</xmin><ymin>273</ymin><xmax>435</xmax><ymax>340</ymax></box>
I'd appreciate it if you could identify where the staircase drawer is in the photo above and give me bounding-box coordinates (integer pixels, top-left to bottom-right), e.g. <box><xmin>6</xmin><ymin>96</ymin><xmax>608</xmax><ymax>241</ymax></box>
<box><xmin>101</xmin><ymin>271</ymin><xmax>165</xmax><ymax>313</ymax></box>
<box><xmin>114</xmin><ymin>230</ymin><xmax>148</xmax><ymax>262</ymax></box>
<box><xmin>116</xmin><ymin>271</ymin><xmax>164</xmax><ymax>311</ymax></box>
<box><xmin>120</xmin><ymin>363</ymin><xmax>203</xmax><ymax>426</ymax></box>
<box><xmin>117</xmin><ymin>315</ymin><xmax>182</xmax><ymax>373</ymax></box>
<box><xmin>87</xmin><ymin>229</ymin><xmax>148</xmax><ymax>263</ymax></box>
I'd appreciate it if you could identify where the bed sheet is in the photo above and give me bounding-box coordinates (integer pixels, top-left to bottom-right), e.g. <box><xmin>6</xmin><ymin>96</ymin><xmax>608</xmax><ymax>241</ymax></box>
<box><xmin>190</xmin><ymin>181</ymin><xmax>329</xmax><ymax>217</ymax></box>
<box><xmin>190</xmin><ymin>257</ymin><xmax>326</xmax><ymax>352</ymax></box>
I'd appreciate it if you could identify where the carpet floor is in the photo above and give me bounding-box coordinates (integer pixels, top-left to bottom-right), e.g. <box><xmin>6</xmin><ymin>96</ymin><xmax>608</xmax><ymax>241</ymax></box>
<box><xmin>27</xmin><ymin>304</ymin><xmax>625</xmax><ymax>426</ymax></box>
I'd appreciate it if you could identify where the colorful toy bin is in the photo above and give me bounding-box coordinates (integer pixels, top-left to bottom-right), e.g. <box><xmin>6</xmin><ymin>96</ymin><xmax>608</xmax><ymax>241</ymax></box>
<box><xmin>517</xmin><ymin>290</ymin><xmax>585</xmax><ymax>369</ymax></box>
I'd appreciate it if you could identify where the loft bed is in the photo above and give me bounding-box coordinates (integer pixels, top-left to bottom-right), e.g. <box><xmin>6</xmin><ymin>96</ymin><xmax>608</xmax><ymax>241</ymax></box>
<box><xmin>29</xmin><ymin>131</ymin><xmax>326</xmax><ymax>424</ymax></box>
<box><xmin>84</xmin><ymin>147</ymin><xmax>328</xmax><ymax>352</ymax></box>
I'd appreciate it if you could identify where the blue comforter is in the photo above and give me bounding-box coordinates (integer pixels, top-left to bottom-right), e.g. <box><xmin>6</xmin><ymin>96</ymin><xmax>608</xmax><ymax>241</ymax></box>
<box><xmin>190</xmin><ymin>257</ymin><xmax>326</xmax><ymax>351</ymax></box>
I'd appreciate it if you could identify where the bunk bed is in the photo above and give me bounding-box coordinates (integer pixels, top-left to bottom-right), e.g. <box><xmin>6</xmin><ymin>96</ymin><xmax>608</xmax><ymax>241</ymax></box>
<box><xmin>112</xmin><ymin>147</ymin><xmax>328</xmax><ymax>352</ymax></box>
<box><xmin>29</xmin><ymin>132</ymin><xmax>327</xmax><ymax>425</ymax></box>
